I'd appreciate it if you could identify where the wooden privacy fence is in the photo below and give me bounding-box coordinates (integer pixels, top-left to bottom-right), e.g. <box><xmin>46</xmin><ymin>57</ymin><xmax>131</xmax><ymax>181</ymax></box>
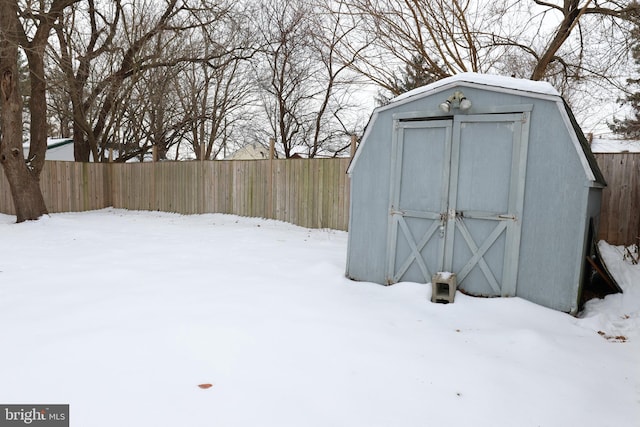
<box><xmin>0</xmin><ymin>161</ymin><xmax>112</xmax><ymax>214</ymax></box>
<box><xmin>0</xmin><ymin>154</ymin><xmax>637</xmax><ymax>243</ymax></box>
<box><xmin>596</xmin><ymin>152</ymin><xmax>639</xmax><ymax>246</ymax></box>
<box><xmin>0</xmin><ymin>158</ymin><xmax>351</xmax><ymax>231</ymax></box>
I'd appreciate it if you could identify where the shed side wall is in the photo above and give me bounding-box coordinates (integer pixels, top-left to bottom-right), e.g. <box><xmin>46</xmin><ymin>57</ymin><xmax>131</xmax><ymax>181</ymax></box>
<box><xmin>515</xmin><ymin>99</ymin><xmax>593</xmax><ymax>312</ymax></box>
<box><xmin>346</xmin><ymin>113</ymin><xmax>395</xmax><ymax>283</ymax></box>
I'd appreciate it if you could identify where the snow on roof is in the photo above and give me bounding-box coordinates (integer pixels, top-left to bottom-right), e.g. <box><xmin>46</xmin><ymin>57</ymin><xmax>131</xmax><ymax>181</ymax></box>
<box><xmin>391</xmin><ymin>72</ymin><xmax>560</xmax><ymax>104</ymax></box>
<box><xmin>22</xmin><ymin>138</ymin><xmax>73</xmax><ymax>149</ymax></box>
<box><xmin>590</xmin><ymin>137</ymin><xmax>640</xmax><ymax>153</ymax></box>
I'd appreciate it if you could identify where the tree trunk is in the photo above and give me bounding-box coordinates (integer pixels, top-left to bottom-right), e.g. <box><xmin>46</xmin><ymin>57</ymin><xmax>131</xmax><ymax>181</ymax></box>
<box><xmin>529</xmin><ymin>0</ymin><xmax>592</xmax><ymax>82</ymax></box>
<box><xmin>73</xmin><ymin>123</ymin><xmax>92</xmax><ymax>162</ymax></box>
<box><xmin>0</xmin><ymin>0</ymin><xmax>48</xmax><ymax>222</ymax></box>
<box><xmin>24</xmin><ymin>46</ymin><xmax>49</xmax><ymax>173</ymax></box>
<box><xmin>0</xmin><ymin>149</ymin><xmax>49</xmax><ymax>222</ymax></box>
<box><xmin>529</xmin><ymin>8</ymin><xmax>580</xmax><ymax>81</ymax></box>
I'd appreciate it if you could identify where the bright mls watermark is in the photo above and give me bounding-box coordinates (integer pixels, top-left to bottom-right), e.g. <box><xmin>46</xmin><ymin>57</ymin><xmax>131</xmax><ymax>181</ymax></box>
<box><xmin>0</xmin><ymin>405</ymin><xmax>68</xmax><ymax>426</ymax></box>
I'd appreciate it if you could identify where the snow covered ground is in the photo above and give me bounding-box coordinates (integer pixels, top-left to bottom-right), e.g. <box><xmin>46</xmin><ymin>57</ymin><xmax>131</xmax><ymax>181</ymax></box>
<box><xmin>0</xmin><ymin>209</ymin><xmax>638</xmax><ymax>427</ymax></box>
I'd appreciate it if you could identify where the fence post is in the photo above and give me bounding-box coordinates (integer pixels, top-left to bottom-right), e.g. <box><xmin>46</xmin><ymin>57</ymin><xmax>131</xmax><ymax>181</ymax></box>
<box><xmin>350</xmin><ymin>134</ymin><xmax>357</xmax><ymax>158</ymax></box>
<box><xmin>268</xmin><ymin>138</ymin><xmax>275</xmax><ymax>219</ymax></box>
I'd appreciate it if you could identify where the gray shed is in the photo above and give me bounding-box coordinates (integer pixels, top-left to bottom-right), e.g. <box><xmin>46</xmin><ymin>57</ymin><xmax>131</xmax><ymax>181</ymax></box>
<box><xmin>346</xmin><ymin>73</ymin><xmax>605</xmax><ymax>313</ymax></box>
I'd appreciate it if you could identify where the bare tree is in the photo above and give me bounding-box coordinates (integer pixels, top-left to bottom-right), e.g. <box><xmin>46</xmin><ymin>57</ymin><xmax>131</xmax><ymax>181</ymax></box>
<box><xmin>171</xmin><ymin>15</ymin><xmax>257</xmax><ymax>161</ymax></box>
<box><xmin>50</xmin><ymin>0</ymin><xmax>242</xmax><ymax>162</ymax></box>
<box><xmin>344</xmin><ymin>0</ymin><xmax>639</xmax><ymax>112</ymax></box>
<box><xmin>125</xmin><ymin>66</ymin><xmax>182</xmax><ymax>161</ymax></box>
<box><xmin>51</xmin><ymin>0</ymin><xmax>116</xmax><ymax>161</ymax></box>
<box><xmin>1</xmin><ymin>0</ymin><xmax>79</xmax><ymax>222</ymax></box>
<box><xmin>527</xmin><ymin>0</ymin><xmax>639</xmax><ymax>81</ymax></box>
<box><xmin>251</xmin><ymin>0</ymin><xmax>368</xmax><ymax>158</ymax></box>
<box><xmin>346</xmin><ymin>0</ymin><xmax>491</xmax><ymax>96</ymax></box>
<box><xmin>252</xmin><ymin>0</ymin><xmax>317</xmax><ymax>158</ymax></box>
<box><xmin>306</xmin><ymin>0</ymin><xmax>369</xmax><ymax>157</ymax></box>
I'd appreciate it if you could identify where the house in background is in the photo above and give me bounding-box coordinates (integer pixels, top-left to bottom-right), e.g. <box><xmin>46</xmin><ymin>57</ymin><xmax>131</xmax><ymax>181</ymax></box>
<box><xmin>23</xmin><ymin>138</ymin><xmax>74</xmax><ymax>162</ymax></box>
<box><xmin>589</xmin><ymin>137</ymin><xmax>640</xmax><ymax>153</ymax></box>
<box><xmin>224</xmin><ymin>143</ymin><xmax>270</xmax><ymax>160</ymax></box>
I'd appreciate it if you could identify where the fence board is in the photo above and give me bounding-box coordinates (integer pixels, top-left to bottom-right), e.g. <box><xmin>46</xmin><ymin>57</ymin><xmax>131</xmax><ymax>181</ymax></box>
<box><xmin>595</xmin><ymin>153</ymin><xmax>640</xmax><ymax>245</ymax></box>
<box><xmin>631</xmin><ymin>154</ymin><xmax>640</xmax><ymax>243</ymax></box>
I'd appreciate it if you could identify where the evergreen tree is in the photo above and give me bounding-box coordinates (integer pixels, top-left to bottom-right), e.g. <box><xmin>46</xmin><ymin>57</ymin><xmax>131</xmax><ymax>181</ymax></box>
<box><xmin>610</xmin><ymin>27</ymin><xmax>640</xmax><ymax>138</ymax></box>
<box><xmin>377</xmin><ymin>55</ymin><xmax>443</xmax><ymax>105</ymax></box>
<box><xmin>391</xmin><ymin>55</ymin><xmax>442</xmax><ymax>94</ymax></box>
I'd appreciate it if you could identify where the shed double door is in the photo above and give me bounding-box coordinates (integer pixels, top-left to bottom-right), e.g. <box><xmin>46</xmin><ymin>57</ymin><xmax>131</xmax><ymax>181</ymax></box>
<box><xmin>386</xmin><ymin>113</ymin><xmax>530</xmax><ymax>296</ymax></box>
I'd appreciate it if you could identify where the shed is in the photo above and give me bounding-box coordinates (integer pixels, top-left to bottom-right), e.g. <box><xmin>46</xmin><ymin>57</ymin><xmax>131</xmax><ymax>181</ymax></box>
<box><xmin>346</xmin><ymin>73</ymin><xmax>606</xmax><ymax>313</ymax></box>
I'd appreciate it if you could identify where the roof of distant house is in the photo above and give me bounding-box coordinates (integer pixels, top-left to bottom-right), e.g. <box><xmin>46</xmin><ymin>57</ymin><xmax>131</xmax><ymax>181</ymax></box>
<box><xmin>590</xmin><ymin>137</ymin><xmax>640</xmax><ymax>153</ymax></box>
<box><xmin>22</xmin><ymin>137</ymin><xmax>73</xmax><ymax>149</ymax></box>
<box><xmin>224</xmin><ymin>143</ymin><xmax>270</xmax><ymax>160</ymax></box>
